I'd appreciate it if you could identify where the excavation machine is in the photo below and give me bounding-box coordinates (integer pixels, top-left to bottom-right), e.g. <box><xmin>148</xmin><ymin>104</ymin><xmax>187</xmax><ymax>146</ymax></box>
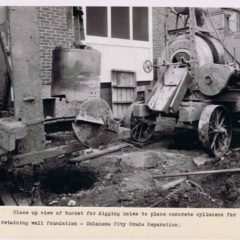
<box><xmin>1</xmin><ymin>6</ymin><xmax>240</xmax><ymax>205</ymax></box>
<box><xmin>119</xmin><ymin>7</ymin><xmax>240</xmax><ymax>157</ymax></box>
<box><xmin>65</xmin><ymin>7</ymin><xmax>240</xmax><ymax>157</ymax></box>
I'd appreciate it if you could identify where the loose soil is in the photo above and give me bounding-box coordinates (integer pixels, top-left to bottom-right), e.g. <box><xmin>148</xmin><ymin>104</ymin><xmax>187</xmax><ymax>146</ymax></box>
<box><xmin>7</xmin><ymin>128</ymin><xmax>240</xmax><ymax>208</ymax></box>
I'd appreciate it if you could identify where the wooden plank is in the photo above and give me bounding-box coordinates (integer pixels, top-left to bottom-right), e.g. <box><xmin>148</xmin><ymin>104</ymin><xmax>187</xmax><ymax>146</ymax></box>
<box><xmin>69</xmin><ymin>143</ymin><xmax>132</xmax><ymax>163</ymax></box>
<box><xmin>112</xmin><ymin>70</ymin><xmax>137</xmax><ymax>119</ymax></box>
<box><xmin>13</xmin><ymin>142</ymin><xmax>84</xmax><ymax>167</ymax></box>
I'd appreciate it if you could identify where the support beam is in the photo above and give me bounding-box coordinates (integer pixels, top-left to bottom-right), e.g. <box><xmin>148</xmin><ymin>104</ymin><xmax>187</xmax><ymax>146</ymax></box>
<box><xmin>12</xmin><ymin>142</ymin><xmax>84</xmax><ymax>167</ymax></box>
<box><xmin>9</xmin><ymin>7</ymin><xmax>45</xmax><ymax>154</ymax></box>
<box><xmin>69</xmin><ymin>143</ymin><xmax>132</xmax><ymax>163</ymax></box>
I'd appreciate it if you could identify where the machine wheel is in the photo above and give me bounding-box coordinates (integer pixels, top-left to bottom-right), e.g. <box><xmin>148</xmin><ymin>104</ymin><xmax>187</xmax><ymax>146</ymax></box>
<box><xmin>198</xmin><ymin>105</ymin><xmax>232</xmax><ymax>157</ymax></box>
<box><xmin>122</xmin><ymin>101</ymin><xmax>156</xmax><ymax>142</ymax></box>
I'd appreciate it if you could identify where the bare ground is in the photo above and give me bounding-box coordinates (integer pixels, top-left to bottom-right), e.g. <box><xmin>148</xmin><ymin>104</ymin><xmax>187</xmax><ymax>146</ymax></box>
<box><xmin>9</xmin><ymin>127</ymin><xmax>240</xmax><ymax>208</ymax></box>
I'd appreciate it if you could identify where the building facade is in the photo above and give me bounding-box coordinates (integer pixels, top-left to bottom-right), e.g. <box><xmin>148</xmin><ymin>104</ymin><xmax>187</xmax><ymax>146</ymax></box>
<box><xmin>37</xmin><ymin>7</ymin><xmax>240</xmax><ymax>118</ymax></box>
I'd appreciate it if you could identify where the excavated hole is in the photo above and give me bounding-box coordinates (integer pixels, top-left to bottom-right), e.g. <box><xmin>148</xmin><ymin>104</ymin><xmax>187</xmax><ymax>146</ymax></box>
<box><xmin>40</xmin><ymin>165</ymin><xmax>97</xmax><ymax>194</ymax></box>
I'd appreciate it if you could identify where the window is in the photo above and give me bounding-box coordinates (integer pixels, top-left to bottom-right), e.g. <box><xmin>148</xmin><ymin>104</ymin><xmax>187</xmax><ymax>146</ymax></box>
<box><xmin>111</xmin><ymin>7</ymin><xmax>130</xmax><ymax>39</ymax></box>
<box><xmin>86</xmin><ymin>6</ymin><xmax>150</xmax><ymax>42</ymax></box>
<box><xmin>133</xmin><ymin>7</ymin><xmax>149</xmax><ymax>41</ymax></box>
<box><xmin>86</xmin><ymin>7</ymin><xmax>107</xmax><ymax>37</ymax></box>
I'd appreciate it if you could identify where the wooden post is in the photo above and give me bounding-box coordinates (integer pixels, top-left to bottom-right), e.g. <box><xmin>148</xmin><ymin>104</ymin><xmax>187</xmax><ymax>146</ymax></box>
<box><xmin>189</xmin><ymin>8</ymin><xmax>198</xmax><ymax>78</ymax></box>
<box><xmin>9</xmin><ymin>7</ymin><xmax>45</xmax><ymax>154</ymax></box>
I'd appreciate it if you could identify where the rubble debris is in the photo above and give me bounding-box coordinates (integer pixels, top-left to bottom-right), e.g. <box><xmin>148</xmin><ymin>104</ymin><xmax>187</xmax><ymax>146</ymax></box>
<box><xmin>9</xmin><ymin>130</ymin><xmax>240</xmax><ymax>208</ymax></box>
<box><xmin>193</xmin><ymin>154</ymin><xmax>216</xmax><ymax>167</ymax></box>
<box><xmin>48</xmin><ymin>200</ymin><xmax>59</xmax><ymax>206</ymax></box>
<box><xmin>67</xmin><ymin>200</ymin><xmax>76</xmax><ymax>206</ymax></box>
<box><xmin>222</xmin><ymin>178</ymin><xmax>240</xmax><ymax>201</ymax></box>
<box><xmin>120</xmin><ymin>150</ymin><xmax>192</xmax><ymax>169</ymax></box>
<box><xmin>120</xmin><ymin>151</ymin><xmax>159</xmax><ymax>168</ymax></box>
<box><xmin>185</xmin><ymin>180</ymin><xmax>204</xmax><ymax>193</ymax></box>
<box><xmin>120</xmin><ymin>171</ymin><xmax>155</xmax><ymax>192</ymax></box>
<box><xmin>157</xmin><ymin>177</ymin><xmax>186</xmax><ymax>190</ymax></box>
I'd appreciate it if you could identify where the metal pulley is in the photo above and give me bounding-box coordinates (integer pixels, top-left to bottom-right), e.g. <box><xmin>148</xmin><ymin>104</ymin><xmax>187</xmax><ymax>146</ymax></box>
<box><xmin>197</xmin><ymin>64</ymin><xmax>234</xmax><ymax>96</ymax></box>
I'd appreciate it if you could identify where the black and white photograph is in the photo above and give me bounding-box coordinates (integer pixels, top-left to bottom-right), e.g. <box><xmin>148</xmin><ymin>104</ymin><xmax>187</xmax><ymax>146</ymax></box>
<box><xmin>1</xmin><ymin>2</ymin><xmax>240</xmax><ymax>212</ymax></box>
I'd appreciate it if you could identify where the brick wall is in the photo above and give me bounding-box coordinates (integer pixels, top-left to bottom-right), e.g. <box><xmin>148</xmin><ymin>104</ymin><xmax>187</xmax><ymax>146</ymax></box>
<box><xmin>38</xmin><ymin>7</ymin><xmax>74</xmax><ymax>85</ymax></box>
<box><xmin>152</xmin><ymin>7</ymin><xmax>184</xmax><ymax>60</ymax></box>
<box><xmin>152</xmin><ymin>8</ymin><xmax>165</xmax><ymax>61</ymax></box>
<box><xmin>38</xmin><ymin>7</ymin><xmax>180</xmax><ymax>86</ymax></box>
<box><xmin>152</xmin><ymin>7</ymin><xmax>184</xmax><ymax>80</ymax></box>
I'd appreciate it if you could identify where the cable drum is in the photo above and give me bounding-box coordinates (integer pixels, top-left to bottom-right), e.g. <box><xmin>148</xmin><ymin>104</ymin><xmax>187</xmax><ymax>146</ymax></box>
<box><xmin>161</xmin><ymin>33</ymin><xmax>225</xmax><ymax>67</ymax></box>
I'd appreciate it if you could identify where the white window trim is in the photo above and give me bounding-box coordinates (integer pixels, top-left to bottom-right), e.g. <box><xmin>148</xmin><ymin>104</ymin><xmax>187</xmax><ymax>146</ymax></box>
<box><xmin>82</xmin><ymin>6</ymin><xmax>152</xmax><ymax>49</ymax></box>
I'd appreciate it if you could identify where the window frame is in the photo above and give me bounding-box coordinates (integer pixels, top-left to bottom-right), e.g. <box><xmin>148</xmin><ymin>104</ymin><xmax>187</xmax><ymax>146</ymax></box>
<box><xmin>111</xmin><ymin>7</ymin><xmax>130</xmax><ymax>40</ymax></box>
<box><xmin>86</xmin><ymin>6</ymin><xmax>108</xmax><ymax>37</ymax></box>
<box><xmin>82</xmin><ymin>6</ymin><xmax>152</xmax><ymax>48</ymax></box>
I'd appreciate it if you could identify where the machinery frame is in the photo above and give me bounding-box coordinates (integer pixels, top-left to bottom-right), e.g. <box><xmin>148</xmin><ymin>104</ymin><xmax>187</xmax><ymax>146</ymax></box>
<box><xmin>124</xmin><ymin>7</ymin><xmax>240</xmax><ymax>157</ymax></box>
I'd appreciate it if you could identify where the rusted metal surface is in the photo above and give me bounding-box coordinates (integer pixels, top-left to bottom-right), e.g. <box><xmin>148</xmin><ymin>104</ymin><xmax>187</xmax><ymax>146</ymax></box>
<box><xmin>143</xmin><ymin>60</ymin><xmax>153</xmax><ymax>73</ymax></box>
<box><xmin>73</xmin><ymin>7</ymin><xmax>85</xmax><ymax>46</ymax></box>
<box><xmin>9</xmin><ymin>7</ymin><xmax>45</xmax><ymax>154</ymax></box>
<box><xmin>198</xmin><ymin>105</ymin><xmax>232</xmax><ymax>157</ymax></box>
<box><xmin>161</xmin><ymin>35</ymin><xmax>214</xmax><ymax>67</ymax></box>
<box><xmin>72</xmin><ymin>97</ymin><xmax>117</xmax><ymax>148</ymax></box>
<box><xmin>51</xmin><ymin>47</ymin><xmax>101</xmax><ymax>102</ymax></box>
<box><xmin>122</xmin><ymin>101</ymin><xmax>156</xmax><ymax>143</ymax></box>
<box><xmin>169</xmin><ymin>70</ymin><xmax>191</xmax><ymax>113</ymax></box>
<box><xmin>179</xmin><ymin>102</ymin><xmax>207</xmax><ymax>122</ymax></box>
<box><xmin>197</xmin><ymin>64</ymin><xmax>234</xmax><ymax>96</ymax></box>
<box><xmin>147</xmin><ymin>66</ymin><xmax>190</xmax><ymax>113</ymax></box>
<box><xmin>131</xmin><ymin>7</ymin><xmax>240</xmax><ymax>156</ymax></box>
<box><xmin>133</xmin><ymin>103</ymin><xmax>152</xmax><ymax>117</ymax></box>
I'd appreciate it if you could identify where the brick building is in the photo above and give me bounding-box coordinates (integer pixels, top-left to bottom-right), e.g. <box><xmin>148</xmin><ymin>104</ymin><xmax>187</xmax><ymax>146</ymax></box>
<box><xmin>39</xmin><ymin>6</ymin><xmax>158</xmax><ymax>118</ymax></box>
<box><xmin>39</xmin><ymin>7</ymin><xmax>180</xmax><ymax>87</ymax></box>
<box><xmin>37</xmin><ymin>7</ymin><xmax>240</xmax><ymax>118</ymax></box>
<box><xmin>38</xmin><ymin>7</ymin><xmax>75</xmax><ymax>85</ymax></box>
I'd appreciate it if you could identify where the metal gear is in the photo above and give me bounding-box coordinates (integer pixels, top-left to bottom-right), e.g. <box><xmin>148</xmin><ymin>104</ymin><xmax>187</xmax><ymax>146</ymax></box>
<box><xmin>196</xmin><ymin>32</ymin><xmax>221</xmax><ymax>64</ymax></box>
